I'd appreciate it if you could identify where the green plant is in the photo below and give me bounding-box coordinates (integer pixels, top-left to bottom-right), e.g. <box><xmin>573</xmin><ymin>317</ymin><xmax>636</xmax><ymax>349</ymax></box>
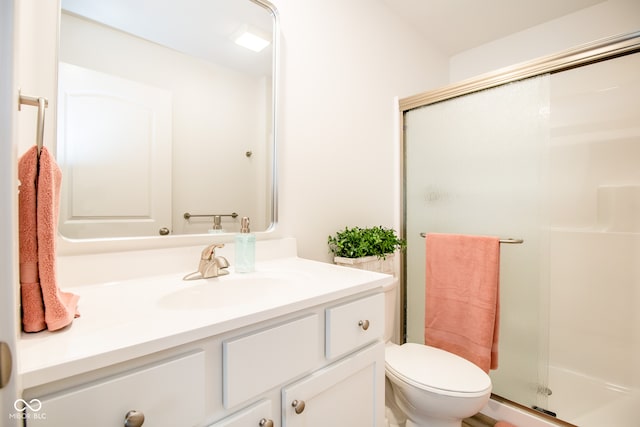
<box><xmin>327</xmin><ymin>226</ymin><xmax>406</xmax><ymax>259</ymax></box>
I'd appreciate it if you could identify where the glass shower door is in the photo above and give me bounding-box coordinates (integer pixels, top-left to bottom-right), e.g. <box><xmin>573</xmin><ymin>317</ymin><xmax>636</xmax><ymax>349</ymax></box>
<box><xmin>543</xmin><ymin>52</ymin><xmax>640</xmax><ymax>426</ymax></box>
<box><xmin>404</xmin><ymin>75</ymin><xmax>551</xmax><ymax>408</ymax></box>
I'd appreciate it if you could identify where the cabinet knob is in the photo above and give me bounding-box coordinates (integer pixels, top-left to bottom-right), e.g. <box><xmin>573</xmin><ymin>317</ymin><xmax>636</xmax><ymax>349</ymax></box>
<box><xmin>259</xmin><ymin>418</ymin><xmax>274</xmax><ymax>427</ymax></box>
<box><xmin>124</xmin><ymin>410</ymin><xmax>145</xmax><ymax>427</ymax></box>
<box><xmin>358</xmin><ymin>319</ymin><xmax>370</xmax><ymax>330</ymax></box>
<box><xmin>291</xmin><ymin>399</ymin><xmax>306</xmax><ymax>414</ymax></box>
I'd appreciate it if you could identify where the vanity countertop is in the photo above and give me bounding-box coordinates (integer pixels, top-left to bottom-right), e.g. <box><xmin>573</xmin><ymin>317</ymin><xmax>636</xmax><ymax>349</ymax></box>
<box><xmin>19</xmin><ymin>255</ymin><xmax>393</xmax><ymax>389</ymax></box>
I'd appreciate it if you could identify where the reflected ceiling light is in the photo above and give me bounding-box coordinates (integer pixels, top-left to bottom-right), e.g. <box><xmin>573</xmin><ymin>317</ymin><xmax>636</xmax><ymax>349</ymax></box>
<box><xmin>233</xmin><ymin>24</ymin><xmax>270</xmax><ymax>52</ymax></box>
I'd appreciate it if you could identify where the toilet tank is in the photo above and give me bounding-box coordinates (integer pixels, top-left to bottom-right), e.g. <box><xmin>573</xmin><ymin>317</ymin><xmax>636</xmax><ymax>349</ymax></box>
<box><xmin>383</xmin><ymin>279</ymin><xmax>399</xmax><ymax>343</ymax></box>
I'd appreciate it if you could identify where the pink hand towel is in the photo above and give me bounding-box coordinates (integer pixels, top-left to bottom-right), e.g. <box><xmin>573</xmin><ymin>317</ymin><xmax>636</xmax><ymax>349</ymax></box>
<box><xmin>495</xmin><ymin>422</ymin><xmax>517</xmax><ymax>427</ymax></box>
<box><xmin>18</xmin><ymin>146</ymin><xmax>46</xmax><ymax>332</ymax></box>
<box><xmin>424</xmin><ymin>233</ymin><xmax>500</xmax><ymax>373</ymax></box>
<box><xmin>18</xmin><ymin>146</ymin><xmax>79</xmax><ymax>332</ymax></box>
<box><xmin>38</xmin><ymin>147</ymin><xmax>79</xmax><ymax>330</ymax></box>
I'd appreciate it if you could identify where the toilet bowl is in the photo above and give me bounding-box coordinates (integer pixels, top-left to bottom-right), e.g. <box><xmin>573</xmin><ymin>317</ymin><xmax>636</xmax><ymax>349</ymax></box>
<box><xmin>383</xmin><ymin>280</ymin><xmax>492</xmax><ymax>427</ymax></box>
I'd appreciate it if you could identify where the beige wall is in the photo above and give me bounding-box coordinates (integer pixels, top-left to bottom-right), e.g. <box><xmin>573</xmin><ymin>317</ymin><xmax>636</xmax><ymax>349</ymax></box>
<box><xmin>271</xmin><ymin>0</ymin><xmax>448</xmax><ymax>261</ymax></box>
<box><xmin>449</xmin><ymin>0</ymin><xmax>640</xmax><ymax>83</ymax></box>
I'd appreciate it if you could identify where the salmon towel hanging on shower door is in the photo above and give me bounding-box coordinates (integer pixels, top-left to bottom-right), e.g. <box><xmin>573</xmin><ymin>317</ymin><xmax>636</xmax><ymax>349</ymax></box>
<box><xmin>424</xmin><ymin>233</ymin><xmax>500</xmax><ymax>373</ymax></box>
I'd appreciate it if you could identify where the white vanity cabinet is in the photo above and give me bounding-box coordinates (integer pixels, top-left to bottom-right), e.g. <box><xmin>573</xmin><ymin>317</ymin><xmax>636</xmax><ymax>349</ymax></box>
<box><xmin>217</xmin><ymin>292</ymin><xmax>385</xmax><ymax>427</ymax></box>
<box><xmin>19</xmin><ymin>256</ymin><xmax>390</xmax><ymax>427</ymax></box>
<box><xmin>278</xmin><ymin>293</ymin><xmax>385</xmax><ymax>427</ymax></box>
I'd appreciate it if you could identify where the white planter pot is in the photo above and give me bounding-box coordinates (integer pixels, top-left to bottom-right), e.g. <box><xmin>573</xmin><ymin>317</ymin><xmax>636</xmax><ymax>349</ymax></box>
<box><xmin>333</xmin><ymin>253</ymin><xmax>395</xmax><ymax>276</ymax></box>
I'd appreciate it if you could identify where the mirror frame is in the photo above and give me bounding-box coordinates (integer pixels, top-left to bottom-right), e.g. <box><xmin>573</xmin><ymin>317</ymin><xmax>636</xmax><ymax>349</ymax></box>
<box><xmin>56</xmin><ymin>0</ymin><xmax>280</xmax><ymax>255</ymax></box>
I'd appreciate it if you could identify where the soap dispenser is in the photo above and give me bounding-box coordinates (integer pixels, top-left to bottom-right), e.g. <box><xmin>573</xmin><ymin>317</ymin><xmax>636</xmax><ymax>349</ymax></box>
<box><xmin>234</xmin><ymin>217</ymin><xmax>255</xmax><ymax>272</ymax></box>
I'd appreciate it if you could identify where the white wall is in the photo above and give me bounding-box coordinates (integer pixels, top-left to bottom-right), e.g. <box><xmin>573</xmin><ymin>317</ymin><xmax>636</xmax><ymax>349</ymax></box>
<box><xmin>450</xmin><ymin>0</ymin><xmax>640</xmax><ymax>83</ymax></box>
<box><xmin>271</xmin><ymin>0</ymin><xmax>448</xmax><ymax>261</ymax></box>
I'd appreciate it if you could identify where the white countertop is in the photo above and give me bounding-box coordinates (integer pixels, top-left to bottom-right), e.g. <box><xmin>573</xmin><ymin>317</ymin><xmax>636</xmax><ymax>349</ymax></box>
<box><xmin>19</xmin><ymin>255</ymin><xmax>393</xmax><ymax>389</ymax></box>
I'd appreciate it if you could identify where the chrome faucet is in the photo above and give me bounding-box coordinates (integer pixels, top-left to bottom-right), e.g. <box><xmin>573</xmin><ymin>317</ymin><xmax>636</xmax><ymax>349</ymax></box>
<box><xmin>183</xmin><ymin>243</ymin><xmax>230</xmax><ymax>280</ymax></box>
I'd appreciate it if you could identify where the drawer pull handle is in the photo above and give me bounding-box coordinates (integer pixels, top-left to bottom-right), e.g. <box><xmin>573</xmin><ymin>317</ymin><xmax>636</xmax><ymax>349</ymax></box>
<box><xmin>259</xmin><ymin>418</ymin><xmax>274</xmax><ymax>427</ymax></box>
<box><xmin>358</xmin><ymin>319</ymin><xmax>370</xmax><ymax>331</ymax></box>
<box><xmin>292</xmin><ymin>399</ymin><xmax>306</xmax><ymax>414</ymax></box>
<box><xmin>124</xmin><ymin>410</ymin><xmax>145</xmax><ymax>427</ymax></box>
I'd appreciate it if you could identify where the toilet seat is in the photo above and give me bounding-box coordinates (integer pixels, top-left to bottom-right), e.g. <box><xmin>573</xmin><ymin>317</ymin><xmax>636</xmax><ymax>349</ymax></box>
<box><xmin>386</xmin><ymin>343</ymin><xmax>491</xmax><ymax>397</ymax></box>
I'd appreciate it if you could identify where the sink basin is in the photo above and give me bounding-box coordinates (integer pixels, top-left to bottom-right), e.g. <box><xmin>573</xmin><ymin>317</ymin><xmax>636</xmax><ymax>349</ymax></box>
<box><xmin>157</xmin><ymin>270</ymin><xmax>315</xmax><ymax>310</ymax></box>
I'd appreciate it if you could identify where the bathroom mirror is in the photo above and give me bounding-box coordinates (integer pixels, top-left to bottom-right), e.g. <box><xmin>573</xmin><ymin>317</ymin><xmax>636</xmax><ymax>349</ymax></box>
<box><xmin>56</xmin><ymin>0</ymin><xmax>277</xmax><ymax>239</ymax></box>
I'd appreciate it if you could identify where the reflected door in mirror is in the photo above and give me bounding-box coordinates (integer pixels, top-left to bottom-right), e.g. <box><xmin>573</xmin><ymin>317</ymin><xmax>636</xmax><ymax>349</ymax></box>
<box><xmin>57</xmin><ymin>62</ymin><xmax>172</xmax><ymax>238</ymax></box>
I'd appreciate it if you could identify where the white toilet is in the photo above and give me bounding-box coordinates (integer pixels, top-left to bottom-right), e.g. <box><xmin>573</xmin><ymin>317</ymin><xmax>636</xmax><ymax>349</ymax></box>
<box><xmin>382</xmin><ymin>280</ymin><xmax>492</xmax><ymax>427</ymax></box>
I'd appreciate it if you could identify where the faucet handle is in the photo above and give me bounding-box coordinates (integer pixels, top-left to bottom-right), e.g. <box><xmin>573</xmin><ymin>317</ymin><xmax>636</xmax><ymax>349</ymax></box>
<box><xmin>201</xmin><ymin>243</ymin><xmax>224</xmax><ymax>260</ymax></box>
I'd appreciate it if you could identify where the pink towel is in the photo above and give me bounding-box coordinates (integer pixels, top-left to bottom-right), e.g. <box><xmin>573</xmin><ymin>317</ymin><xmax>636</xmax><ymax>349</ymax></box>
<box><xmin>424</xmin><ymin>233</ymin><xmax>500</xmax><ymax>373</ymax></box>
<box><xmin>18</xmin><ymin>146</ymin><xmax>79</xmax><ymax>332</ymax></box>
<box><xmin>495</xmin><ymin>422</ymin><xmax>517</xmax><ymax>427</ymax></box>
<box><xmin>18</xmin><ymin>146</ymin><xmax>46</xmax><ymax>332</ymax></box>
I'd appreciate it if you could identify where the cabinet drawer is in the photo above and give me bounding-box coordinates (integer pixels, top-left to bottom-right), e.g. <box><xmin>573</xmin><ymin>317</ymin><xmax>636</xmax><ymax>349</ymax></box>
<box><xmin>209</xmin><ymin>399</ymin><xmax>273</xmax><ymax>427</ymax></box>
<box><xmin>26</xmin><ymin>351</ymin><xmax>205</xmax><ymax>427</ymax></box>
<box><xmin>223</xmin><ymin>314</ymin><xmax>320</xmax><ymax>408</ymax></box>
<box><xmin>326</xmin><ymin>293</ymin><xmax>384</xmax><ymax>359</ymax></box>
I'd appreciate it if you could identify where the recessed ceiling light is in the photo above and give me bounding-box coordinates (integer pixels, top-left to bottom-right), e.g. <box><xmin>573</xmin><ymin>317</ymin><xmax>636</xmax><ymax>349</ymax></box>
<box><xmin>233</xmin><ymin>25</ymin><xmax>270</xmax><ymax>52</ymax></box>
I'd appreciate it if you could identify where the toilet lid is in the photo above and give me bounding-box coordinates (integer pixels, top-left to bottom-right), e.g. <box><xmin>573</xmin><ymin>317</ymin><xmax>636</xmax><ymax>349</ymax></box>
<box><xmin>386</xmin><ymin>343</ymin><xmax>491</xmax><ymax>394</ymax></box>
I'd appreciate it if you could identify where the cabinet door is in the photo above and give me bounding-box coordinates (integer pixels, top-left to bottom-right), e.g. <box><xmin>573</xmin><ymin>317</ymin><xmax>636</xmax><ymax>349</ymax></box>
<box><xmin>282</xmin><ymin>342</ymin><xmax>384</xmax><ymax>427</ymax></box>
<box><xmin>209</xmin><ymin>399</ymin><xmax>274</xmax><ymax>427</ymax></box>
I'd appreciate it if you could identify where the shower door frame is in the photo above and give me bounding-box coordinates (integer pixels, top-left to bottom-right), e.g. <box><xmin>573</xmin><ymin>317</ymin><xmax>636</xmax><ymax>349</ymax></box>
<box><xmin>397</xmin><ymin>29</ymin><xmax>640</xmax><ymax>414</ymax></box>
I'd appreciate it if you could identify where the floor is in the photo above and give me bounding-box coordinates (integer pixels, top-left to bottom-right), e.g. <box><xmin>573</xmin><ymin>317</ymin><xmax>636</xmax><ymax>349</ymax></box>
<box><xmin>463</xmin><ymin>413</ymin><xmax>498</xmax><ymax>427</ymax></box>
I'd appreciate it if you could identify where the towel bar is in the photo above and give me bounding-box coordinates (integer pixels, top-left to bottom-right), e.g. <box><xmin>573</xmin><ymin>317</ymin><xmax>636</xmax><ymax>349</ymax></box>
<box><xmin>419</xmin><ymin>233</ymin><xmax>523</xmax><ymax>244</ymax></box>
<box><xmin>18</xmin><ymin>90</ymin><xmax>49</xmax><ymax>157</ymax></box>
<box><xmin>183</xmin><ymin>212</ymin><xmax>239</xmax><ymax>220</ymax></box>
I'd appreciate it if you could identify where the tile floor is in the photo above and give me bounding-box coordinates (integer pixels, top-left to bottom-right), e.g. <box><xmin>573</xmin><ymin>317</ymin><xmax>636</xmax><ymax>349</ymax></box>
<box><xmin>463</xmin><ymin>413</ymin><xmax>498</xmax><ymax>427</ymax></box>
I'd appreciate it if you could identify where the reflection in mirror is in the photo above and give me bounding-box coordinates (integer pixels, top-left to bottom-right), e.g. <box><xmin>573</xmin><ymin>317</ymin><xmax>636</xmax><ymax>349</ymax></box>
<box><xmin>57</xmin><ymin>0</ymin><xmax>276</xmax><ymax>239</ymax></box>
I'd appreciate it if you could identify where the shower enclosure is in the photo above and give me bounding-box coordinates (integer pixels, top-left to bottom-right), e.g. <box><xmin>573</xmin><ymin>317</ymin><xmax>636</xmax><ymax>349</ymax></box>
<box><xmin>401</xmin><ymin>32</ymin><xmax>640</xmax><ymax>427</ymax></box>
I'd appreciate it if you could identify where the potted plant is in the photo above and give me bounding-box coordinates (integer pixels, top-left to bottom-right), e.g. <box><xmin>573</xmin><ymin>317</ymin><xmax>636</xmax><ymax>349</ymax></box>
<box><xmin>328</xmin><ymin>226</ymin><xmax>406</xmax><ymax>275</ymax></box>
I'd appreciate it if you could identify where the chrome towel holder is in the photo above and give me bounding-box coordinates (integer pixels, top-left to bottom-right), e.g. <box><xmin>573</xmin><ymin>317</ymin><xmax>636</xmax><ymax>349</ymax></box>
<box><xmin>18</xmin><ymin>89</ymin><xmax>49</xmax><ymax>157</ymax></box>
<box><xmin>419</xmin><ymin>233</ymin><xmax>524</xmax><ymax>244</ymax></box>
